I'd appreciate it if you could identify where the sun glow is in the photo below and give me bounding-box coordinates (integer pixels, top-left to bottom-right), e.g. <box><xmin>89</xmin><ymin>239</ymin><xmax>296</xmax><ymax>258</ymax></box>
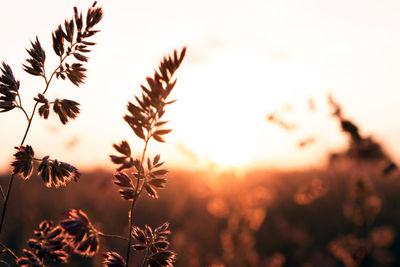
<box><xmin>166</xmin><ymin>51</ymin><xmax>326</xmax><ymax>169</ymax></box>
<box><xmin>1</xmin><ymin>0</ymin><xmax>400</xmax><ymax>173</ymax></box>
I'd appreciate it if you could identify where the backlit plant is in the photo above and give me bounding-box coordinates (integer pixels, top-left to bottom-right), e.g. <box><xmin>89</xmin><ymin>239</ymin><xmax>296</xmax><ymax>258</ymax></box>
<box><xmin>51</xmin><ymin>47</ymin><xmax>186</xmax><ymax>267</ymax></box>
<box><xmin>0</xmin><ymin>2</ymin><xmax>103</xmax><ymax>265</ymax></box>
<box><xmin>0</xmin><ymin>2</ymin><xmax>186</xmax><ymax>266</ymax></box>
<box><xmin>106</xmin><ymin>46</ymin><xmax>186</xmax><ymax>266</ymax></box>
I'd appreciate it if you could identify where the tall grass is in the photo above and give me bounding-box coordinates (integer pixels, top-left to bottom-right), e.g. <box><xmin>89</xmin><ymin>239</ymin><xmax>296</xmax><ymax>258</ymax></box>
<box><xmin>0</xmin><ymin>2</ymin><xmax>187</xmax><ymax>266</ymax></box>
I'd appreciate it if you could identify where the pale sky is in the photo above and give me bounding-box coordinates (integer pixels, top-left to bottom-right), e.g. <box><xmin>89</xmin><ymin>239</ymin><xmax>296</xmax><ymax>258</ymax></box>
<box><xmin>1</xmin><ymin>0</ymin><xmax>400</xmax><ymax>173</ymax></box>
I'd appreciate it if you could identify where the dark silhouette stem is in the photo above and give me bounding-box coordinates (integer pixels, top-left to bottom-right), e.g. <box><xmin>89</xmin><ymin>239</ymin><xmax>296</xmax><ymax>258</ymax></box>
<box><xmin>126</xmin><ymin>196</ymin><xmax>138</xmax><ymax>266</ymax></box>
<box><xmin>0</xmin><ymin>241</ymin><xmax>17</xmax><ymax>259</ymax></box>
<box><xmin>97</xmin><ymin>231</ymin><xmax>128</xmax><ymax>241</ymax></box>
<box><xmin>0</xmin><ymin>43</ymin><xmax>76</xmax><ymax>235</ymax></box>
<box><xmin>141</xmin><ymin>247</ymin><xmax>150</xmax><ymax>267</ymax></box>
<box><xmin>0</xmin><ymin>175</ymin><xmax>15</xmax><ymax>235</ymax></box>
<box><xmin>15</xmin><ymin>92</ymin><xmax>29</xmax><ymax>121</ymax></box>
<box><xmin>19</xmin><ymin>55</ymin><xmax>63</xmax><ymax>145</ymax></box>
<box><xmin>126</xmin><ymin>134</ymin><xmax>151</xmax><ymax>266</ymax></box>
<box><xmin>16</xmin><ymin>106</ymin><xmax>29</xmax><ymax>121</ymax></box>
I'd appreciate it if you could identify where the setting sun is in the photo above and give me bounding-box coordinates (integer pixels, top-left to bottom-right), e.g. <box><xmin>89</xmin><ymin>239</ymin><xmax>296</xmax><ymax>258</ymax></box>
<box><xmin>1</xmin><ymin>1</ymin><xmax>400</xmax><ymax>266</ymax></box>
<box><xmin>1</xmin><ymin>0</ymin><xmax>400</xmax><ymax>172</ymax></box>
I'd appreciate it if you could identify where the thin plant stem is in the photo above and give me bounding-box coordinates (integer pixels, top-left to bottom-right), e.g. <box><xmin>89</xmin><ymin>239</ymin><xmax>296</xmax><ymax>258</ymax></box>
<box><xmin>0</xmin><ymin>174</ymin><xmax>15</xmax><ymax>234</ymax></box>
<box><xmin>19</xmin><ymin>57</ymin><xmax>62</xmax><ymax>146</ymax></box>
<box><xmin>0</xmin><ymin>43</ymin><xmax>76</xmax><ymax>235</ymax></box>
<box><xmin>0</xmin><ymin>241</ymin><xmax>17</xmax><ymax>259</ymax></box>
<box><xmin>126</xmin><ymin>133</ymin><xmax>151</xmax><ymax>266</ymax></box>
<box><xmin>97</xmin><ymin>231</ymin><xmax>128</xmax><ymax>241</ymax></box>
<box><xmin>16</xmin><ymin>91</ymin><xmax>23</xmax><ymax>109</ymax></box>
<box><xmin>141</xmin><ymin>247</ymin><xmax>150</xmax><ymax>267</ymax></box>
<box><xmin>14</xmin><ymin>92</ymin><xmax>29</xmax><ymax>121</ymax></box>
<box><xmin>16</xmin><ymin>106</ymin><xmax>29</xmax><ymax>122</ymax></box>
<box><xmin>126</xmin><ymin>196</ymin><xmax>138</xmax><ymax>266</ymax></box>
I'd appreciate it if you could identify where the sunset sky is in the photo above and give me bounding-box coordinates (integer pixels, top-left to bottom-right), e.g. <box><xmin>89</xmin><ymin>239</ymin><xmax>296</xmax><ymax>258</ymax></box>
<box><xmin>0</xmin><ymin>0</ymin><xmax>400</xmax><ymax>173</ymax></box>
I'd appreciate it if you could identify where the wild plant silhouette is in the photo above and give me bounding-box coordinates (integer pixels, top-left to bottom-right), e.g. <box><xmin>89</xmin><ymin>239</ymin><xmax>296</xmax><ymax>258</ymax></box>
<box><xmin>107</xmin><ymin>46</ymin><xmax>186</xmax><ymax>266</ymax></box>
<box><xmin>0</xmin><ymin>3</ymin><xmax>188</xmax><ymax>266</ymax></box>
<box><xmin>0</xmin><ymin>2</ymin><xmax>103</xmax><ymax>265</ymax></box>
<box><xmin>0</xmin><ymin>1</ymin><xmax>188</xmax><ymax>265</ymax></box>
<box><xmin>2</xmin><ymin>2</ymin><xmax>400</xmax><ymax>267</ymax></box>
<box><xmin>1</xmin><ymin>90</ymin><xmax>400</xmax><ymax>266</ymax></box>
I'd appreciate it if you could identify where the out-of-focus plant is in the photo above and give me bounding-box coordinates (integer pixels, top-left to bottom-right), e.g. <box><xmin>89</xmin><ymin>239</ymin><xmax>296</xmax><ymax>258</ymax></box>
<box><xmin>206</xmin><ymin>174</ymin><xmax>274</xmax><ymax>266</ymax></box>
<box><xmin>265</xmin><ymin>95</ymin><xmax>399</xmax><ymax>266</ymax></box>
<box><xmin>293</xmin><ymin>177</ymin><xmax>328</xmax><ymax>205</ymax></box>
<box><xmin>328</xmin><ymin>173</ymin><xmax>392</xmax><ymax>267</ymax></box>
<box><xmin>16</xmin><ymin>221</ymin><xmax>70</xmax><ymax>266</ymax></box>
<box><xmin>326</xmin><ymin>95</ymin><xmax>397</xmax><ymax>266</ymax></box>
<box><xmin>328</xmin><ymin>94</ymin><xmax>397</xmax><ymax>173</ymax></box>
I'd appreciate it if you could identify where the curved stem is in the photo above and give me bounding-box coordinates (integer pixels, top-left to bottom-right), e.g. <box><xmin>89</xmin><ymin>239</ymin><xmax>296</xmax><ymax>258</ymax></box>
<box><xmin>97</xmin><ymin>231</ymin><xmax>128</xmax><ymax>241</ymax></box>
<box><xmin>16</xmin><ymin>91</ymin><xmax>23</xmax><ymax>109</ymax></box>
<box><xmin>0</xmin><ymin>241</ymin><xmax>17</xmax><ymax>259</ymax></box>
<box><xmin>14</xmin><ymin>92</ymin><xmax>29</xmax><ymax>122</ymax></box>
<box><xmin>19</xmin><ymin>61</ymin><xmax>61</xmax><ymax>146</ymax></box>
<box><xmin>20</xmin><ymin>65</ymin><xmax>58</xmax><ymax>145</ymax></box>
<box><xmin>19</xmin><ymin>103</ymin><xmax>37</xmax><ymax>146</ymax></box>
<box><xmin>141</xmin><ymin>247</ymin><xmax>150</xmax><ymax>267</ymax></box>
<box><xmin>0</xmin><ymin>44</ymin><xmax>76</xmax><ymax>235</ymax></box>
<box><xmin>16</xmin><ymin>106</ymin><xmax>29</xmax><ymax>122</ymax></box>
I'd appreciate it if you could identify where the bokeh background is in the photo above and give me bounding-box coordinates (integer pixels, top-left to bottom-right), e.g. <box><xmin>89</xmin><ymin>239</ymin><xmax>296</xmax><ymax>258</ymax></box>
<box><xmin>1</xmin><ymin>0</ymin><xmax>400</xmax><ymax>171</ymax></box>
<box><xmin>1</xmin><ymin>0</ymin><xmax>400</xmax><ymax>266</ymax></box>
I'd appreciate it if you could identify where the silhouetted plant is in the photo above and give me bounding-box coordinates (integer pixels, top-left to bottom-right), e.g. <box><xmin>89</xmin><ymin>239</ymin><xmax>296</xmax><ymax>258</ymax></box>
<box><xmin>131</xmin><ymin>222</ymin><xmax>176</xmax><ymax>267</ymax></box>
<box><xmin>108</xmin><ymin>47</ymin><xmax>186</xmax><ymax>266</ymax></box>
<box><xmin>102</xmin><ymin>251</ymin><xmax>127</xmax><ymax>267</ymax></box>
<box><xmin>0</xmin><ymin>1</ymin><xmax>186</xmax><ymax>265</ymax></box>
<box><xmin>0</xmin><ymin>1</ymin><xmax>103</xmax><ymax>265</ymax></box>
<box><xmin>17</xmin><ymin>221</ymin><xmax>70</xmax><ymax>266</ymax></box>
<box><xmin>60</xmin><ymin>209</ymin><xmax>100</xmax><ymax>257</ymax></box>
<box><xmin>328</xmin><ymin>94</ymin><xmax>397</xmax><ymax>176</ymax></box>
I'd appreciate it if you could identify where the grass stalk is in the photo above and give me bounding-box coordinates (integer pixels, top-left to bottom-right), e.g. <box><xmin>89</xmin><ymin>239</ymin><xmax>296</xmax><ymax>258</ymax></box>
<box><xmin>126</xmin><ymin>135</ymin><xmax>150</xmax><ymax>266</ymax></box>
<box><xmin>0</xmin><ymin>47</ymin><xmax>76</xmax><ymax>234</ymax></box>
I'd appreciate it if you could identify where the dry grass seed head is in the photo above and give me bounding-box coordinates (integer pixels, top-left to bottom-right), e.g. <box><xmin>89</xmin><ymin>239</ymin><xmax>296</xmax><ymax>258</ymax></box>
<box><xmin>102</xmin><ymin>251</ymin><xmax>126</xmax><ymax>267</ymax></box>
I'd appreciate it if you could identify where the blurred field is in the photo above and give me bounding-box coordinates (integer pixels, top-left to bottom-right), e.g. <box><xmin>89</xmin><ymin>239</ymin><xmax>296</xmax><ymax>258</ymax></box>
<box><xmin>1</xmin><ymin>157</ymin><xmax>400</xmax><ymax>266</ymax></box>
